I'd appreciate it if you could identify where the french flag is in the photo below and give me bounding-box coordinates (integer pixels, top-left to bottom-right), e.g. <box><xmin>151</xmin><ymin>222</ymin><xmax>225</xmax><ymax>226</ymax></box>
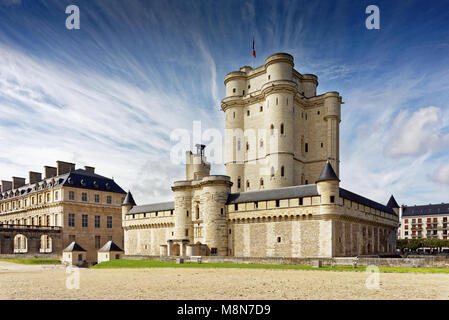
<box><xmin>252</xmin><ymin>37</ymin><xmax>256</xmax><ymax>58</ymax></box>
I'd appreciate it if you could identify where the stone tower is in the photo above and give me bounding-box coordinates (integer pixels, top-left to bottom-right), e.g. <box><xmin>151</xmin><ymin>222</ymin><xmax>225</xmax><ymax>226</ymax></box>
<box><xmin>171</xmin><ymin>146</ymin><xmax>232</xmax><ymax>256</ymax></box>
<box><xmin>221</xmin><ymin>53</ymin><xmax>342</xmax><ymax>193</ymax></box>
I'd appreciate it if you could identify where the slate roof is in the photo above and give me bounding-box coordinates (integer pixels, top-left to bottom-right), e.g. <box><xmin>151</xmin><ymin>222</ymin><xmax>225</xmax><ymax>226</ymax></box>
<box><xmin>122</xmin><ymin>191</ymin><xmax>136</xmax><ymax>206</ymax></box>
<box><xmin>402</xmin><ymin>203</ymin><xmax>449</xmax><ymax>217</ymax></box>
<box><xmin>0</xmin><ymin>169</ymin><xmax>126</xmax><ymax>200</ymax></box>
<box><xmin>386</xmin><ymin>195</ymin><xmax>400</xmax><ymax>209</ymax></box>
<box><xmin>339</xmin><ymin>188</ymin><xmax>396</xmax><ymax>215</ymax></box>
<box><xmin>226</xmin><ymin>184</ymin><xmax>319</xmax><ymax>204</ymax></box>
<box><xmin>63</xmin><ymin>242</ymin><xmax>86</xmax><ymax>252</ymax></box>
<box><xmin>98</xmin><ymin>240</ymin><xmax>123</xmax><ymax>252</ymax></box>
<box><xmin>316</xmin><ymin>161</ymin><xmax>340</xmax><ymax>183</ymax></box>
<box><xmin>129</xmin><ymin>201</ymin><xmax>175</xmax><ymax>214</ymax></box>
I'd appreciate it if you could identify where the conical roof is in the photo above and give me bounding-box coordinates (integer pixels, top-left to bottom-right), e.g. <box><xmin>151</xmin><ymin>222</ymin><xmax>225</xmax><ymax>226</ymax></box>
<box><xmin>98</xmin><ymin>240</ymin><xmax>123</xmax><ymax>252</ymax></box>
<box><xmin>63</xmin><ymin>241</ymin><xmax>86</xmax><ymax>252</ymax></box>
<box><xmin>386</xmin><ymin>195</ymin><xmax>400</xmax><ymax>208</ymax></box>
<box><xmin>316</xmin><ymin>161</ymin><xmax>340</xmax><ymax>183</ymax></box>
<box><xmin>122</xmin><ymin>190</ymin><xmax>136</xmax><ymax>206</ymax></box>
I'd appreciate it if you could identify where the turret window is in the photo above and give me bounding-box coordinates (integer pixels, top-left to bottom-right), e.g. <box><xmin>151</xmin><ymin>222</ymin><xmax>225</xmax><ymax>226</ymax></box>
<box><xmin>260</xmin><ymin>178</ymin><xmax>264</xmax><ymax>186</ymax></box>
<box><xmin>270</xmin><ymin>124</ymin><xmax>274</xmax><ymax>135</ymax></box>
<box><xmin>305</xmin><ymin>143</ymin><xmax>309</xmax><ymax>153</ymax></box>
<box><xmin>242</xmin><ymin>90</ymin><xmax>245</xmax><ymax>95</ymax></box>
<box><xmin>299</xmin><ymin>197</ymin><xmax>303</xmax><ymax>205</ymax></box>
<box><xmin>246</xmin><ymin>180</ymin><xmax>250</xmax><ymax>188</ymax></box>
<box><xmin>271</xmin><ymin>167</ymin><xmax>275</xmax><ymax>178</ymax></box>
<box><xmin>233</xmin><ymin>88</ymin><xmax>236</xmax><ymax>93</ymax></box>
<box><xmin>330</xmin><ymin>196</ymin><xmax>335</xmax><ymax>203</ymax></box>
<box><xmin>260</xmin><ymin>106</ymin><xmax>263</xmax><ymax>112</ymax></box>
<box><xmin>247</xmin><ymin>110</ymin><xmax>250</xmax><ymax>116</ymax></box>
<box><xmin>281</xmin><ymin>166</ymin><xmax>285</xmax><ymax>177</ymax></box>
<box><xmin>237</xmin><ymin>178</ymin><xmax>241</xmax><ymax>189</ymax></box>
<box><xmin>276</xmin><ymin>97</ymin><xmax>278</xmax><ymax>105</ymax></box>
<box><xmin>280</xmin><ymin>123</ymin><xmax>284</xmax><ymax>135</ymax></box>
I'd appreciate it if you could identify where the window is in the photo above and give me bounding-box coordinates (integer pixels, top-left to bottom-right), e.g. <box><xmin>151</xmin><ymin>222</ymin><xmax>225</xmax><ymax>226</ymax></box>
<box><xmin>185</xmin><ymin>229</ymin><xmax>189</xmax><ymax>237</ymax></box>
<box><xmin>299</xmin><ymin>198</ymin><xmax>303</xmax><ymax>205</ymax></box>
<box><xmin>246</xmin><ymin>180</ymin><xmax>250</xmax><ymax>188</ymax></box>
<box><xmin>248</xmin><ymin>84</ymin><xmax>251</xmax><ymax>89</ymax></box>
<box><xmin>237</xmin><ymin>178</ymin><xmax>241</xmax><ymax>189</ymax></box>
<box><xmin>95</xmin><ymin>216</ymin><xmax>100</xmax><ymax>228</ymax></box>
<box><xmin>317</xmin><ymin>110</ymin><xmax>320</xmax><ymax>115</ymax></box>
<box><xmin>260</xmin><ymin>139</ymin><xmax>264</xmax><ymax>148</ymax></box>
<box><xmin>242</xmin><ymin>90</ymin><xmax>245</xmax><ymax>95</ymax></box>
<box><xmin>280</xmin><ymin>123</ymin><xmax>284</xmax><ymax>135</ymax></box>
<box><xmin>82</xmin><ymin>214</ymin><xmax>88</xmax><ymax>228</ymax></box>
<box><xmin>305</xmin><ymin>179</ymin><xmax>308</xmax><ymax>184</ymax></box>
<box><xmin>271</xmin><ymin>167</ymin><xmax>275</xmax><ymax>178</ymax></box>
<box><xmin>196</xmin><ymin>206</ymin><xmax>200</xmax><ymax>220</ymax></box>
<box><xmin>255</xmin><ymin>202</ymin><xmax>258</xmax><ymax>209</ymax></box>
<box><xmin>107</xmin><ymin>196</ymin><xmax>112</xmax><ymax>204</ymax></box>
<box><xmin>246</xmin><ymin>142</ymin><xmax>249</xmax><ymax>151</ymax></box>
<box><xmin>211</xmin><ymin>248</ymin><xmax>217</xmax><ymax>255</ymax></box>
<box><xmin>277</xmin><ymin>237</ymin><xmax>281</xmax><ymax>243</ymax></box>
<box><xmin>276</xmin><ymin>97</ymin><xmax>278</xmax><ymax>105</ymax></box>
<box><xmin>260</xmin><ymin>106</ymin><xmax>263</xmax><ymax>112</ymax></box>
<box><xmin>68</xmin><ymin>214</ymin><xmax>75</xmax><ymax>227</ymax></box>
<box><xmin>321</xmin><ymin>142</ymin><xmax>323</xmax><ymax>148</ymax></box>
<box><xmin>233</xmin><ymin>88</ymin><xmax>236</xmax><ymax>93</ymax></box>
<box><xmin>229</xmin><ymin>229</ymin><xmax>232</xmax><ymax>234</ymax></box>
<box><xmin>95</xmin><ymin>236</ymin><xmax>101</xmax><ymax>249</ymax></box>
<box><xmin>95</xmin><ymin>194</ymin><xmax>100</xmax><ymax>203</ymax></box>
<box><xmin>170</xmin><ymin>210</ymin><xmax>173</xmax><ymax>215</ymax></box>
<box><xmin>247</xmin><ymin>110</ymin><xmax>250</xmax><ymax>116</ymax></box>
<box><xmin>268</xmin><ymin>75</ymin><xmax>270</xmax><ymax>80</ymax></box>
<box><xmin>69</xmin><ymin>191</ymin><xmax>75</xmax><ymax>200</ymax></box>
<box><xmin>234</xmin><ymin>204</ymin><xmax>238</xmax><ymax>211</ymax></box>
<box><xmin>275</xmin><ymin>200</ymin><xmax>280</xmax><ymax>207</ymax></box>
<box><xmin>107</xmin><ymin>216</ymin><xmax>112</xmax><ymax>228</ymax></box>
<box><xmin>260</xmin><ymin>178</ymin><xmax>264</xmax><ymax>186</ymax></box>
<box><xmin>330</xmin><ymin>196</ymin><xmax>335</xmax><ymax>203</ymax></box>
<box><xmin>270</xmin><ymin>124</ymin><xmax>274</xmax><ymax>135</ymax></box>
<box><xmin>82</xmin><ymin>193</ymin><xmax>87</xmax><ymax>202</ymax></box>
<box><xmin>305</xmin><ymin>143</ymin><xmax>309</xmax><ymax>153</ymax></box>
<box><xmin>281</xmin><ymin>166</ymin><xmax>285</xmax><ymax>177</ymax></box>
<box><xmin>220</xmin><ymin>208</ymin><xmax>224</xmax><ymax>216</ymax></box>
<box><xmin>54</xmin><ymin>191</ymin><xmax>59</xmax><ymax>201</ymax></box>
<box><xmin>187</xmin><ymin>210</ymin><xmax>189</xmax><ymax>217</ymax></box>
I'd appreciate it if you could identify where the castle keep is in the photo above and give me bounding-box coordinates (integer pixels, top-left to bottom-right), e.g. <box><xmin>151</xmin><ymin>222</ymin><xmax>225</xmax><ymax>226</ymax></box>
<box><xmin>122</xmin><ymin>53</ymin><xmax>399</xmax><ymax>258</ymax></box>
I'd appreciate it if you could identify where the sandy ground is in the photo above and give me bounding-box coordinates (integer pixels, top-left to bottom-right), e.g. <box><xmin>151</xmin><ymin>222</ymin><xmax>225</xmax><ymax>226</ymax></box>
<box><xmin>0</xmin><ymin>261</ymin><xmax>448</xmax><ymax>300</ymax></box>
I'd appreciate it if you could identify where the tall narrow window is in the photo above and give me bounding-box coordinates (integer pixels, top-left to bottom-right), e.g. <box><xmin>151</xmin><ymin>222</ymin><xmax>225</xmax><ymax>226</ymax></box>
<box><xmin>305</xmin><ymin>143</ymin><xmax>309</xmax><ymax>153</ymax></box>
<box><xmin>68</xmin><ymin>214</ymin><xmax>75</xmax><ymax>227</ymax></box>
<box><xmin>82</xmin><ymin>214</ymin><xmax>88</xmax><ymax>228</ymax></box>
<box><xmin>270</xmin><ymin>124</ymin><xmax>274</xmax><ymax>135</ymax></box>
<box><xmin>275</xmin><ymin>200</ymin><xmax>280</xmax><ymax>207</ymax></box>
<box><xmin>271</xmin><ymin>167</ymin><xmax>275</xmax><ymax>178</ymax></box>
<box><xmin>260</xmin><ymin>178</ymin><xmax>264</xmax><ymax>186</ymax></box>
<box><xmin>299</xmin><ymin>197</ymin><xmax>303</xmax><ymax>205</ymax></box>
<box><xmin>281</xmin><ymin>166</ymin><xmax>285</xmax><ymax>177</ymax></box>
<box><xmin>280</xmin><ymin>123</ymin><xmax>284</xmax><ymax>135</ymax></box>
<box><xmin>196</xmin><ymin>206</ymin><xmax>200</xmax><ymax>220</ymax></box>
<box><xmin>237</xmin><ymin>178</ymin><xmax>241</xmax><ymax>189</ymax></box>
<box><xmin>234</xmin><ymin>204</ymin><xmax>238</xmax><ymax>211</ymax></box>
<box><xmin>276</xmin><ymin>97</ymin><xmax>278</xmax><ymax>105</ymax></box>
<box><xmin>246</xmin><ymin>180</ymin><xmax>250</xmax><ymax>188</ymax></box>
<box><xmin>107</xmin><ymin>216</ymin><xmax>112</xmax><ymax>228</ymax></box>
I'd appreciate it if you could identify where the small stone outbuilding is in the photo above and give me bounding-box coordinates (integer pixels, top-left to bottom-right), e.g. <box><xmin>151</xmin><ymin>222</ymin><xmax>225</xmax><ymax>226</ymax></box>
<box><xmin>97</xmin><ymin>240</ymin><xmax>123</xmax><ymax>264</ymax></box>
<box><xmin>62</xmin><ymin>241</ymin><xmax>87</xmax><ymax>266</ymax></box>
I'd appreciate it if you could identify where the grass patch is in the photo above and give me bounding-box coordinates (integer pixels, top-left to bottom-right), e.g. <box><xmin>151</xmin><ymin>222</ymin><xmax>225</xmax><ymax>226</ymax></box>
<box><xmin>92</xmin><ymin>259</ymin><xmax>449</xmax><ymax>274</ymax></box>
<box><xmin>0</xmin><ymin>258</ymin><xmax>61</xmax><ymax>265</ymax></box>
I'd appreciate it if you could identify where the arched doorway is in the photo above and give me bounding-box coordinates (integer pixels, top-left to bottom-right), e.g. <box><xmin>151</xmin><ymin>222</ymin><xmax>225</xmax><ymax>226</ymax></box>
<box><xmin>171</xmin><ymin>244</ymin><xmax>180</xmax><ymax>256</ymax></box>
<box><xmin>14</xmin><ymin>234</ymin><xmax>28</xmax><ymax>253</ymax></box>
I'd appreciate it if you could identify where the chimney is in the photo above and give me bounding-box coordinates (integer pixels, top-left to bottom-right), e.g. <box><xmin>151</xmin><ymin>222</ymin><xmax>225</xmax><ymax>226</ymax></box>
<box><xmin>44</xmin><ymin>166</ymin><xmax>57</xmax><ymax>179</ymax></box>
<box><xmin>56</xmin><ymin>161</ymin><xmax>76</xmax><ymax>176</ymax></box>
<box><xmin>84</xmin><ymin>166</ymin><xmax>95</xmax><ymax>174</ymax></box>
<box><xmin>12</xmin><ymin>177</ymin><xmax>26</xmax><ymax>189</ymax></box>
<box><xmin>29</xmin><ymin>171</ymin><xmax>42</xmax><ymax>184</ymax></box>
<box><xmin>1</xmin><ymin>180</ymin><xmax>12</xmax><ymax>193</ymax></box>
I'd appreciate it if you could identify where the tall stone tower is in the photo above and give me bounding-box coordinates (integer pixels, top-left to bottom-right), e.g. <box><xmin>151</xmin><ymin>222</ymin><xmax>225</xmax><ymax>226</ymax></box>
<box><xmin>221</xmin><ymin>53</ymin><xmax>342</xmax><ymax>193</ymax></box>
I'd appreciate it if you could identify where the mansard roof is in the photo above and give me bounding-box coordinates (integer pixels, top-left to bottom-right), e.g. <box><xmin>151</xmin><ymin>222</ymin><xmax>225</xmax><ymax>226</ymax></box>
<box><xmin>386</xmin><ymin>195</ymin><xmax>400</xmax><ymax>209</ymax></box>
<box><xmin>122</xmin><ymin>191</ymin><xmax>136</xmax><ymax>206</ymax></box>
<box><xmin>128</xmin><ymin>201</ymin><xmax>175</xmax><ymax>214</ymax></box>
<box><xmin>0</xmin><ymin>169</ymin><xmax>126</xmax><ymax>200</ymax></box>
<box><xmin>402</xmin><ymin>203</ymin><xmax>449</xmax><ymax>217</ymax></box>
<box><xmin>63</xmin><ymin>242</ymin><xmax>86</xmax><ymax>252</ymax></box>
<box><xmin>98</xmin><ymin>240</ymin><xmax>123</xmax><ymax>252</ymax></box>
<box><xmin>316</xmin><ymin>161</ymin><xmax>340</xmax><ymax>183</ymax></box>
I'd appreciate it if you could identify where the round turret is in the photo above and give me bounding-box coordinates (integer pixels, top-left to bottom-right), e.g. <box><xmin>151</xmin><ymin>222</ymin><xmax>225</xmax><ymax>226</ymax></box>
<box><xmin>265</xmin><ymin>53</ymin><xmax>294</xmax><ymax>82</ymax></box>
<box><xmin>301</xmin><ymin>74</ymin><xmax>318</xmax><ymax>98</ymax></box>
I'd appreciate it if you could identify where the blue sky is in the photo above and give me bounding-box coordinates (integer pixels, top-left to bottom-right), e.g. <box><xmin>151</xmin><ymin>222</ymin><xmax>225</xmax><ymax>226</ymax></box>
<box><xmin>0</xmin><ymin>0</ymin><xmax>448</xmax><ymax>205</ymax></box>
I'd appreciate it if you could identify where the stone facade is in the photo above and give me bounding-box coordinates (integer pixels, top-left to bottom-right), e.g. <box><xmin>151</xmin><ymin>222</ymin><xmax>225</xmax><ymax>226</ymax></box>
<box><xmin>122</xmin><ymin>53</ymin><xmax>399</xmax><ymax>259</ymax></box>
<box><xmin>0</xmin><ymin>161</ymin><xmax>126</xmax><ymax>262</ymax></box>
<box><xmin>222</xmin><ymin>53</ymin><xmax>341</xmax><ymax>193</ymax></box>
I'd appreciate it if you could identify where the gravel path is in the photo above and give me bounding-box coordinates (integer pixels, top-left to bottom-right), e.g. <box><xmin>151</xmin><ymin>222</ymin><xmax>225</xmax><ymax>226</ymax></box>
<box><xmin>0</xmin><ymin>261</ymin><xmax>448</xmax><ymax>300</ymax></box>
